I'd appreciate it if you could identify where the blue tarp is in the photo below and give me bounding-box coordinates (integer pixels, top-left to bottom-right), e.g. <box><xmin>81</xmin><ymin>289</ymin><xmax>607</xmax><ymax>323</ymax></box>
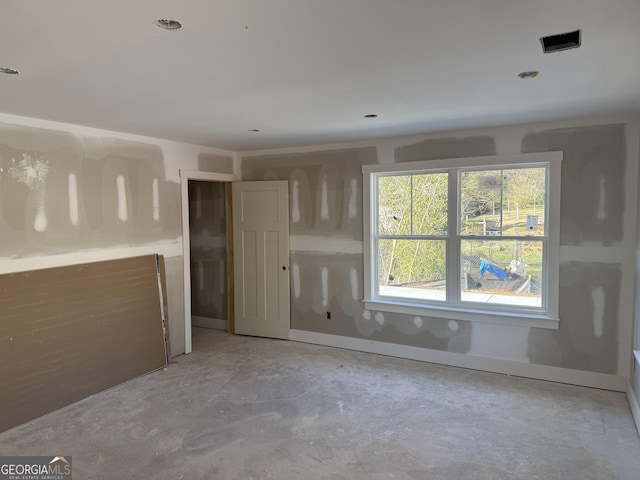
<box><xmin>479</xmin><ymin>260</ymin><xmax>507</xmax><ymax>280</ymax></box>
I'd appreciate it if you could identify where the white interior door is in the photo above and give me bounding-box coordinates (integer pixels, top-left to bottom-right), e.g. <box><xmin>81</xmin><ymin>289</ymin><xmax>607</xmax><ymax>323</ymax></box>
<box><xmin>232</xmin><ymin>180</ymin><xmax>290</xmax><ymax>339</ymax></box>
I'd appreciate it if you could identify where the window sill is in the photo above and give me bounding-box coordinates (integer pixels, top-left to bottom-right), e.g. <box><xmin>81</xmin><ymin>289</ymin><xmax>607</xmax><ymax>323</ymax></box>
<box><xmin>363</xmin><ymin>299</ymin><xmax>559</xmax><ymax>330</ymax></box>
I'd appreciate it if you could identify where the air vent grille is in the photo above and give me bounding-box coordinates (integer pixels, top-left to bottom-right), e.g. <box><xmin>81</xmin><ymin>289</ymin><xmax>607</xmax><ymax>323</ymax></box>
<box><xmin>540</xmin><ymin>30</ymin><xmax>581</xmax><ymax>53</ymax></box>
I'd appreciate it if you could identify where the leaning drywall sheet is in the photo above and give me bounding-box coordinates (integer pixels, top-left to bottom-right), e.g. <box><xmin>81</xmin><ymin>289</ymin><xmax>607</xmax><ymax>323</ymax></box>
<box><xmin>0</xmin><ymin>255</ymin><xmax>168</xmax><ymax>432</ymax></box>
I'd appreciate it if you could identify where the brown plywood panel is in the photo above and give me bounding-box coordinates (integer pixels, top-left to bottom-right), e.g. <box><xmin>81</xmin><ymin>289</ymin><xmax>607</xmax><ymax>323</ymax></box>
<box><xmin>0</xmin><ymin>255</ymin><xmax>167</xmax><ymax>432</ymax></box>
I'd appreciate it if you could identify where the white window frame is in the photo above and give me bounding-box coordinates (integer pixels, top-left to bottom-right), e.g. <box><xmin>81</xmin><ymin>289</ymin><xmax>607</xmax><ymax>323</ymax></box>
<box><xmin>363</xmin><ymin>152</ymin><xmax>562</xmax><ymax>330</ymax></box>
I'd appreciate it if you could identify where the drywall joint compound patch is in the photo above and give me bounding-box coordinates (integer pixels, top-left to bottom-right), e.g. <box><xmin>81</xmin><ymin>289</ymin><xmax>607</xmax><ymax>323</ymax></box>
<box><xmin>8</xmin><ymin>152</ymin><xmax>49</xmax><ymax>189</ymax></box>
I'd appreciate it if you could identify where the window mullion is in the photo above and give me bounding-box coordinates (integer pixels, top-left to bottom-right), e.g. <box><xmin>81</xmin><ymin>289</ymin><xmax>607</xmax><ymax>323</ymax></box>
<box><xmin>410</xmin><ymin>175</ymin><xmax>414</xmax><ymax>235</ymax></box>
<box><xmin>446</xmin><ymin>169</ymin><xmax>460</xmax><ymax>304</ymax></box>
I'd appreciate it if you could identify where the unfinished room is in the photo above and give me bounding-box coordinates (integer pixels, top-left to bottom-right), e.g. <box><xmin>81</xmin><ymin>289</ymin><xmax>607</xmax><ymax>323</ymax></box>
<box><xmin>1</xmin><ymin>1</ymin><xmax>640</xmax><ymax>479</ymax></box>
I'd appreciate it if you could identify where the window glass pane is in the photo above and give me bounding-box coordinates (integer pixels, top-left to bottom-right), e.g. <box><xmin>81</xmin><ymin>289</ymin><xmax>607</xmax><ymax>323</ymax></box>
<box><xmin>378</xmin><ymin>239</ymin><xmax>446</xmax><ymax>302</ymax></box>
<box><xmin>460</xmin><ymin>167</ymin><xmax>546</xmax><ymax>237</ymax></box>
<box><xmin>460</xmin><ymin>170</ymin><xmax>503</xmax><ymax>235</ymax></box>
<box><xmin>501</xmin><ymin>167</ymin><xmax>546</xmax><ymax>236</ymax></box>
<box><xmin>378</xmin><ymin>175</ymin><xmax>411</xmax><ymax>235</ymax></box>
<box><xmin>411</xmin><ymin>173</ymin><xmax>448</xmax><ymax>235</ymax></box>
<box><xmin>460</xmin><ymin>239</ymin><xmax>543</xmax><ymax>308</ymax></box>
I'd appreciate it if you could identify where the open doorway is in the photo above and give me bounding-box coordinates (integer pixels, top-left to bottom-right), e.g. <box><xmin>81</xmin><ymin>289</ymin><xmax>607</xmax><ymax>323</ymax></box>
<box><xmin>188</xmin><ymin>180</ymin><xmax>229</xmax><ymax>331</ymax></box>
<box><xmin>180</xmin><ymin>170</ymin><xmax>236</xmax><ymax>354</ymax></box>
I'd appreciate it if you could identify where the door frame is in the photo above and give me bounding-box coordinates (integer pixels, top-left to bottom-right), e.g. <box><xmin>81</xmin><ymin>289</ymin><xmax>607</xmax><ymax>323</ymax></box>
<box><xmin>180</xmin><ymin>169</ymin><xmax>238</xmax><ymax>354</ymax></box>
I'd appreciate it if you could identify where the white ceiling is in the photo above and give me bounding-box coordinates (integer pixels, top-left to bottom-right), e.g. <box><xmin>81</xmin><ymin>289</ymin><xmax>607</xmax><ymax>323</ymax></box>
<box><xmin>1</xmin><ymin>1</ymin><xmax>639</xmax><ymax>151</ymax></box>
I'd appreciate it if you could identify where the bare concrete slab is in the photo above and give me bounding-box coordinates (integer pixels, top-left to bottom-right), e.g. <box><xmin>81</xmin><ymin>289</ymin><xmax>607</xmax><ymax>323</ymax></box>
<box><xmin>1</xmin><ymin>328</ymin><xmax>638</xmax><ymax>479</ymax></box>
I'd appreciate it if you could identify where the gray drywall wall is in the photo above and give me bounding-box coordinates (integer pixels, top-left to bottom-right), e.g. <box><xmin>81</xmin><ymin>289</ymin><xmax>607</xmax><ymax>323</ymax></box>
<box><xmin>522</xmin><ymin>124</ymin><xmax>625</xmax><ymax>246</ymax></box>
<box><xmin>198</xmin><ymin>154</ymin><xmax>234</xmax><ymax>175</ymax></box>
<box><xmin>527</xmin><ymin>262</ymin><xmax>620</xmax><ymax>374</ymax></box>
<box><xmin>0</xmin><ymin>122</ymin><xmax>180</xmax><ymax>255</ymax></box>
<box><xmin>242</xmin><ymin>124</ymin><xmax>631</xmax><ymax>375</ymax></box>
<box><xmin>242</xmin><ymin>148</ymin><xmax>377</xmax><ymax>241</ymax></box>
<box><xmin>395</xmin><ymin>136</ymin><xmax>496</xmax><ymax>162</ymax></box>
<box><xmin>290</xmin><ymin>251</ymin><xmax>471</xmax><ymax>353</ymax></box>
<box><xmin>0</xmin><ymin>120</ymin><xmax>233</xmax><ymax>357</ymax></box>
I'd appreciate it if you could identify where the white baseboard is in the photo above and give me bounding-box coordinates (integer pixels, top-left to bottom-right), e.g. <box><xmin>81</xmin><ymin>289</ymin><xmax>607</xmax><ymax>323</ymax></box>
<box><xmin>289</xmin><ymin>329</ymin><xmax>627</xmax><ymax>392</ymax></box>
<box><xmin>192</xmin><ymin>316</ymin><xmax>228</xmax><ymax>331</ymax></box>
<box><xmin>629</xmin><ymin>383</ymin><xmax>640</xmax><ymax>437</ymax></box>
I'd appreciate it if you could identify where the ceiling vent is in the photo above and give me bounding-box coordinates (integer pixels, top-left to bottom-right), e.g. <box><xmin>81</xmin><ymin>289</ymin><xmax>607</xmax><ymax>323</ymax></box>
<box><xmin>540</xmin><ymin>30</ymin><xmax>581</xmax><ymax>53</ymax></box>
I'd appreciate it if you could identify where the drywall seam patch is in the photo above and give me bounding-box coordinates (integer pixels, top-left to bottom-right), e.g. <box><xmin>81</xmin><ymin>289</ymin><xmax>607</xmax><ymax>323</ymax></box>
<box><xmin>116</xmin><ymin>175</ymin><xmax>127</xmax><ymax>222</ymax></box>
<box><xmin>292</xmin><ymin>263</ymin><xmax>301</xmax><ymax>298</ymax></box>
<box><xmin>0</xmin><ymin>243</ymin><xmax>182</xmax><ymax>275</ymax></box>
<box><xmin>595</xmin><ymin>176</ymin><xmax>607</xmax><ymax>221</ymax></box>
<box><xmin>321</xmin><ymin>267</ymin><xmax>329</xmax><ymax>307</ymax></box>
<box><xmin>348</xmin><ymin>178</ymin><xmax>358</xmax><ymax>218</ymax></box>
<box><xmin>560</xmin><ymin>246</ymin><xmax>628</xmax><ymax>263</ymax></box>
<box><xmin>320</xmin><ymin>176</ymin><xmax>329</xmax><ymax>220</ymax></box>
<box><xmin>592</xmin><ymin>286</ymin><xmax>605</xmax><ymax>338</ymax></box>
<box><xmin>152</xmin><ymin>178</ymin><xmax>160</xmax><ymax>222</ymax></box>
<box><xmin>292</xmin><ymin>179</ymin><xmax>300</xmax><ymax>223</ymax></box>
<box><xmin>33</xmin><ymin>186</ymin><xmax>47</xmax><ymax>232</ymax></box>
<box><xmin>350</xmin><ymin>267</ymin><xmax>358</xmax><ymax>301</ymax></box>
<box><xmin>290</xmin><ymin>235</ymin><xmax>363</xmax><ymax>254</ymax></box>
<box><xmin>68</xmin><ymin>173</ymin><xmax>79</xmax><ymax>226</ymax></box>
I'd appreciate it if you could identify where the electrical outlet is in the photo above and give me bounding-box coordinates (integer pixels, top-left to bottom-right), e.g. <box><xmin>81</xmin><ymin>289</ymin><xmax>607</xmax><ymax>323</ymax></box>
<box><xmin>326</xmin><ymin>311</ymin><xmax>331</xmax><ymax>320</ymax></box>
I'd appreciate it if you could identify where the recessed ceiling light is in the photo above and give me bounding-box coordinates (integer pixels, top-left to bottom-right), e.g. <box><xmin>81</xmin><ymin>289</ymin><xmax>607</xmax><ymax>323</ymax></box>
<box><xmin>518</xmin><ymin>71</ymin><xmax>539</xmax><ymax>79</ymax></box>
<box><xmin>249</xmin><ymin>129</ymin><xmax>260</xmax><ymax>132</ymax></box>
<box><xmin>0</xmin><ymin>67</ymin><xmax>19</xmax><ymax>75</ymax></box>
<box><xmin>154</xmin><ymin>19</ymin><xmax>182</xmax><ymax>30</ymax></box>
<box><xmin>364</xmin><ymin>114</ymin><xmax>378</xmax><ymax>118</ymax></box>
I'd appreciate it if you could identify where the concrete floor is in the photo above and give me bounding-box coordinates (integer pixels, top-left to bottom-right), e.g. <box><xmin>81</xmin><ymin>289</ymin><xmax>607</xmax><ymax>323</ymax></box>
<box><xmin>1</xmin><ymin>327</ymin><xmax>639</xmax><ymax>479</ymax></box>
